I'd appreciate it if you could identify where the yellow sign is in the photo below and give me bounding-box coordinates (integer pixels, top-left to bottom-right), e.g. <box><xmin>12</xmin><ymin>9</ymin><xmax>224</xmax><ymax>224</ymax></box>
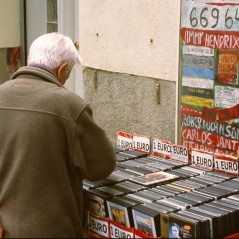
<box><xmin>182</xmin><ymin>95</ymin><xmax>214</xmax><ymax>108</ymax></box>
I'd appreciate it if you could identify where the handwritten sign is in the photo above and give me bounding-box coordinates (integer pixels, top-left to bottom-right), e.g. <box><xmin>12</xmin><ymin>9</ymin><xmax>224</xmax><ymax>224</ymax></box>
<box><xmin>218</xmin><ymin>51</ymin><xmax>239</xmax><ymax>85</ymax></box>
<box><xmin>179</xmin><ymin>1</ymin><xmax>239</xmax><ymax>159</ymax></box>
<box><xmin>183</xmin><ymin>45</ymin><xmax>214</xmax><ymax>56</ymax></box>
<box><xmin>181</xmin><ymin>1</ymin><xmax>239</xmax><ymax>32</ymax></box>
<box><xmin>182</xmin><ymin>95</ymin><xmax>214</xmax><ymax>107</ymax></box>
<box><xmin>181</xmin><ymin>28</ymin><xmax>239</xmax><ymax>50</ymax></box>
<box><xmin>214</xmin><ymin>85</ymin><xmax>239</xmax><ymax>108</ymax></box>
<box><xmin>182</xmin><ymin>77</ymin><xmax>214</xmax><ymax>89</ymax></box>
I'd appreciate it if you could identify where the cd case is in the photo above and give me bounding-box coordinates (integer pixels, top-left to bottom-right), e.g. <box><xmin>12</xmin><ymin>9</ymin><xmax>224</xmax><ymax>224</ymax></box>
<box><xmin>129</xmin><ymin>171</ymin><xmax>180</xmax><ymax>186</ymax></box>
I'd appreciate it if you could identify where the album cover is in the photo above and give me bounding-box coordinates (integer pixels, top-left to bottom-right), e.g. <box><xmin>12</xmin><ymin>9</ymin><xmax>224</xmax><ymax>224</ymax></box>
<box><xmin>175</xmin><ymin>210</ymin><xmax>211</xmax><ymax>238</ymax></box>
<box><xmin>106</xmin><ymin>195</ymin><xmax>143</xmax><ymax>227</ymax></box>
<box><xmin>86</xmin><ymin>188</ymin><xmax>114</xmax><ymax>218</ymax></box>
<box><xmin>132</xmin><ymin>201</ymin><xmax>178</xmax><ymax>238</ymax></box>
<box><xmin>160</xmin><ymin>212</ymin><xmax>200</xmax><ymax>239</ymax></box>
<box><xmin>107</xmin><ymin>200</ymin><xmax>130</xmax><ymax>227</ymax></box>
<box><xmin>129</xmin><ymin>171</ymin><xmax>179</xmax><ymax>186</ymax></box>
<box><xmin>132</xmin><ymin>208</ymin><xmax>158</xmax><ymax>237</ymax></box>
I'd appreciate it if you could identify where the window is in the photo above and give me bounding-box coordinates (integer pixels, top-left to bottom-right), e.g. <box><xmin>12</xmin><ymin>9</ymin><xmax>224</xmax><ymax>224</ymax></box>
<box><xmin>47</xmin><ymin>0</ymin><xmax>58</xmax><ymax>32</ymax></box>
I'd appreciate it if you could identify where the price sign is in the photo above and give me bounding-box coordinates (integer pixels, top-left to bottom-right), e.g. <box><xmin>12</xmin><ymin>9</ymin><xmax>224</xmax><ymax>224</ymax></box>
<box><xmin>133</xmin><ymin>133</ymin><xmax>151</xmax><ymax>155</ymax></box>
<box><xmin>117</xmin><ymin>131</ymin><xmax>133</xmax><ymax>150</ymax></box>
<box><xmin>88</xmin><ymin>214</ymin><xmax>109</xmax><ymax>238</ymax></box>
<box><xmin>152</xmin><ymin>138</ymin><xmax>171</xmax><ymax>159</ymax></box>
<box><xmin>191</xmin><ymin>149</ymin><xmax>213</xmax><ymax>170</ymax></box>
<box><xmin>214</xmin><ymin>153</ymin><xmax>238</xmax><ymax>176</ymax></box>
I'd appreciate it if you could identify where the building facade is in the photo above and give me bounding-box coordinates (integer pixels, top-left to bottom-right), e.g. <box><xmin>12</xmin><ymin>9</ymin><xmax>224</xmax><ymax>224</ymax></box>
<box><xmin>0</xmin><ymin>0</ymin><xmax>180</xmax><ymax>142</ymax></box>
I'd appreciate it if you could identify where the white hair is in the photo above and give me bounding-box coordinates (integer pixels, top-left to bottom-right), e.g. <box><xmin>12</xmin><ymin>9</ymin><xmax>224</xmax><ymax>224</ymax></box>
<box><xmin>27</xmin><ymin>32</ymin><xmax>84</xmax><ymax>70</ymax></box>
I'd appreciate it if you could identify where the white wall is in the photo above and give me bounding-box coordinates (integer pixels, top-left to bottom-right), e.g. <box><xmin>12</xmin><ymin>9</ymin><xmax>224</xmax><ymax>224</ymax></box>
<box><xmin>0</xmin><ymin>0</ymin><xmax>20</xmax><ymax>47</ymax></box>
<box><xmin>79</xmin><ymin>0</ymin><xmax>180</xmax><ymax>81</ymax></box>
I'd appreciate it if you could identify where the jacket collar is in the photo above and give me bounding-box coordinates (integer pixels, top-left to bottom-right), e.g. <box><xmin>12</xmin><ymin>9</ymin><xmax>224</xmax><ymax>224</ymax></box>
<box><xmin>11</xmin><ymin>65</ymin><xmax>64</xmax><ymax>88</ymax></box>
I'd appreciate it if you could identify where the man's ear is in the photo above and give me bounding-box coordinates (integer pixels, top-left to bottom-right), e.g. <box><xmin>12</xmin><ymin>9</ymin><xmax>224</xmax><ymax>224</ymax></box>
<box><xmin>57</xmin><ymin>62</ymin><xmax>69</xmax><ymax>76</ymax></box>
<box><xmin>57</xmin><ymin>62</ymin><xmax>70</xmax><ymax>84</ymax></box>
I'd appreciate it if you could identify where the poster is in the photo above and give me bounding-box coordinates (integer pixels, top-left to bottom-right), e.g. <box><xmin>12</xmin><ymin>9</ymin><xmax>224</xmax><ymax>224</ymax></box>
<box><xmin>179</xmin><ymin>0</ymin><xmax>239</xmax><ymax>158</ymax></box>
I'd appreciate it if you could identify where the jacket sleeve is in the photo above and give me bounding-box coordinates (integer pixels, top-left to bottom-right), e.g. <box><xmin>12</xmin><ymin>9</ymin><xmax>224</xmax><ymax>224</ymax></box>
<box><xmin>72</xmin><ymin>105</ymin><xmax>116</xmax><ymax>181</ymax></box>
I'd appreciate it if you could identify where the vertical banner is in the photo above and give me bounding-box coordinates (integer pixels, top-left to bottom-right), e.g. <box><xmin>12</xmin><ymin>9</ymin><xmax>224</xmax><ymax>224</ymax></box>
<box><xmin>179</xmin><ymin>0</ymin><xmax>239</xmax><ymax>159</ymax></box>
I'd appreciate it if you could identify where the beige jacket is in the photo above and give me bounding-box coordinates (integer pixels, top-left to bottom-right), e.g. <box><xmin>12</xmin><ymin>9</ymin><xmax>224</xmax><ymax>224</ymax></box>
<box><xmin>0</xmin><ymin>66</ymin><xmax>116</xmax><ymax>238</ymax></box>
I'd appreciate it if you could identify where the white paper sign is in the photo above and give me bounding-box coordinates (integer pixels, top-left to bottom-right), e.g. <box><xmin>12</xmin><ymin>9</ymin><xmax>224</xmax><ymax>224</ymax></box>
<box><xmin>110</xmin><ymin>222</ymin><xmax>134</xmax><ymax>238</ymax></box>
<box><xmin>215</xmin><ymin>85</ymin><xmax>239</xmax><ymax>108</ymax></box>
<box><xmin>152</xmin><ymin>138</ymin><xmax>171</xmax><ymax>158</ymax></box>
<box><xmin>117</xmin><ymin>131</ymin><xmax>133</xmax><ymax>150</ymax></box>
<box><xmin>88</xmin><ymin>214</ymin><xmax>109</xmax><ymax>238</ymax></box>
<box><xmin>133</xmin><ymin>133</ymin><xmax>151</xmax><ymax>155</ymax></box>
<box><xmin>182</xmin><ymin>76</ymin><xmax>214</xmax><ymax>89</ymax></box>
<box><xmin>191</xmin><ymin>149</ymin><xmax>213</xmax><ymax>170</ymax></box>
<box><xmin>170</xmin><ymin>144</ymin><xmax>189</xmax><ymax>163</ymax></box>
<box><xmin>214</xmin><ymin>153</ymin><xmax>238</xmax><ymax>176</ymax></box>
<box><xmin>183</xmin><ymin>45</ymin><xmax>214</xmax><ymax>56</ymax></box>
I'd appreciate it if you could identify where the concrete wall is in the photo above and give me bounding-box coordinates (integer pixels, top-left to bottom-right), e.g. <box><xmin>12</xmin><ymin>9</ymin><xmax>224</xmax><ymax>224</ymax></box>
<box><xmin>79</xmin><ymin>0</ymin><xmax>180</xmax><ymax>142</ymax></box>
<box><xmin>83</xmin><ymin>68</ymin><xmax>176</xmax><ymax>142</ymax></box>
<box><xmin>0</xmin><ymin>0</ymin><xmax>20</xmax><ymax>83</ymax></box>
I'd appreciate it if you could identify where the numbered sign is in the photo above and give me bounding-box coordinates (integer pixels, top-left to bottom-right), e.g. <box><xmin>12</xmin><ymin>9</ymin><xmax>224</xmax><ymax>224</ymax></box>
<box><xmin>133</xmin><ymin>133</ymin><xmax>151</xmax><ymax>155</ymax></box>
<box><xmin>152</xmin><ymin>138</ymin><xmax>171</xmax><ymax>159</ymax></box>
<box><xmin>191</xmin><ymin>149</ymin><xmax>213</xmax><ymax>170</ymax></box>
<box><xmin>109</xmin><ymin>220</ymin><xmax>134</xmax><ymax>239</ymax></box>
<box><xmin>117</xmin><ymin>131</ymin><xmax>133</xmax><ymax>150</ymax></box>
<box><xmin>214</xmin><ymin>153</ymin><xmax>238</xmax><ymax>176</ymax></box>
<box><xmin>88</xmin><ymin>214</ymin><xmax>110</xmax><ymax>238</ymax></box>
<box><xmin>170</xmin><ymin>143</ymin><xmax>189</xmax><ymax>163</ymax></box>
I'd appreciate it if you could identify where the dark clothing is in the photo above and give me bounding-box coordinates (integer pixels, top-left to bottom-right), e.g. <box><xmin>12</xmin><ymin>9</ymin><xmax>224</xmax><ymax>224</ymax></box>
<box><xmin>0</xmin><ymin>66</ymin><xmax>116</xmax><ymax>238</ymax></box>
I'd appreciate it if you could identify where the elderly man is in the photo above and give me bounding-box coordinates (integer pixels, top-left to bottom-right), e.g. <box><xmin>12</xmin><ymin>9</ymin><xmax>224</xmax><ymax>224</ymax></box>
<box><xmin>0</xmin><ymin>33</ymin><xmax>116</xmax><ymax>238</ymax></box>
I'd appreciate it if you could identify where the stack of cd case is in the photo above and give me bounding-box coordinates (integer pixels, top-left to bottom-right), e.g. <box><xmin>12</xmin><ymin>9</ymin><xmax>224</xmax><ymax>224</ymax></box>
<box><xmin>152</xmin><ymin>184</ymin><xmax>188</xmax><ymax>196</ymax></box>
<box><xmin>131</xmin><ymin>200</ymin><xmax>180</xmax><ymax>238</ymax></box>
<box><xmin>126</xmin><ymin>188</ymin><xmax>169</xmax><ymax>203</ymax></box>
<box><xmin>162</xmin><ymin>195</ymin><xmax>239</xmax><ymax>239</ymax></box>
<box><xmin>86</xmin><ymin>181</ymin><xmax>144</xmax><ymax>217</ymax></box>
<box><xmin>116</xmin><ymin>149</ymin><xmax>148</xmax><ymax>162</ymax></box>
<box><xmin>160</xmin><ymin>209</ymin><xmax>207</xmax><ymax>238</ymax></box>
<box><xmin>83</xmin><ymin>177</ymin><xmax>119</xmax><ymax>190</ymax></box>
